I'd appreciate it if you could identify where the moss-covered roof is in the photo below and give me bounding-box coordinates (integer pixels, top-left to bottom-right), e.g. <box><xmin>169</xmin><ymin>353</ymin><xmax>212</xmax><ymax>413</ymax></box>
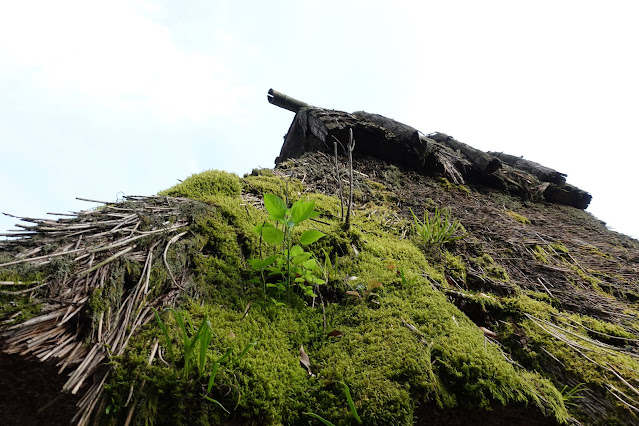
<box><xmin>1</xmin><ymin>150</ymin><xmax>638</xmax><ymax>425</ymax></box>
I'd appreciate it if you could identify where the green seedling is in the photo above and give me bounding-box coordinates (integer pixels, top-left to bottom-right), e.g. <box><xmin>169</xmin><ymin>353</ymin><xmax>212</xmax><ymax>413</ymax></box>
<box><xmin>560</xmin><ymin>382</ymin><xmax>586</xmax><ymax>407</ymax></box>
<box><xmin>152</xmin><ymin>307</ymin><xmax>256</xmax><ymax>414</ymax></box>
<box><xmin>410</xmin><ymin>206</ymin><xmax>468</xmax><ymax>247</ymax></box>
<box><xmin>250</xmin><ymin>193</ymin><xmax>326</xmax><ymax>303</ymax></box>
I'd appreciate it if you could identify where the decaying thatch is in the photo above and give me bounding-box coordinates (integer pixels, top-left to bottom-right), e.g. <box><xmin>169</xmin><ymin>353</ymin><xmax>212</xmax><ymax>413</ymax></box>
<box><xmin>269</xmin><ymin>88</ymin><xmax>591</xmax><ymax>209</ymax></box>
<box><xmin>0</xmin><ymin>92</ymin><xmax>637</xmax><ymax>425</ymax></box>
<box><xmin>0</xmin><ymin>196</ymin><xmax>203</xmax><ymax>424</ymax></box>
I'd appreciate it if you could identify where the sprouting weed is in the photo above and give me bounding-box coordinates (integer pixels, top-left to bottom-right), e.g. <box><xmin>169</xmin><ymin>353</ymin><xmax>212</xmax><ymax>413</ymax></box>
<box><xmin>249</xmin><ymin>194</ymin><xmax>326</xmax><ymax>304</ymax></box>
<box><xmin>152</xmin><ymin>307</ymin><xmax>256</xmax><ymax>414</ymax></box>
<box><xmin>410</xmin><ymin>206</ymin><xmax>468</xmax><ymax>247</ymax></box>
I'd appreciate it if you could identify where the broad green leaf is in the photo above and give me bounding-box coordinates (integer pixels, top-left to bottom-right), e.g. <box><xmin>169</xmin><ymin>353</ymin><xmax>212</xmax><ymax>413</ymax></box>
<box><xmin>300</xmin><ymin>229</ymin><xmax>325</xmax><ymax>245</ymax></box>
<box><xmin>264</xmin><ymin>194</ymin><xmax>287</xmax><ymax>221</ymax></box>
<box><xmin>263</xmin><ymin>254</ymin><xmax>278</xmax><ymax>266</ymax></box>
<box><xmin>253</xmin><ymin>223</ymin><xmax>263</xmax><ymax>234</ymax></box>
<box><xmin>248</xmin><ymin>258</ymin><xmax>266</xmax><ymax>269</ymax></box>
<box><xmin>289</xmin><ymin>245</ymin><xmax>304</xmax><ymax>257</ymax></box>
<box><xmin>291</xmin><ymin>199</ymin><xmax>316</xmax><ymax>225</ymax></box>
<box><xmin>292</xmin><ymin>252</ymin><xmax>312</xmax><ymax>265</ymax></box>
<box><xmin>262</xmin><ymin>227</ymin><xmax>284</xmax><ymax>245</ymax></box>
<box><xmin>266</xmin><ymin>266</ymin><xmax>282</xmax><ymax>276</ymax></box>
<box><xmin>302</xmin><ymin>258</ymin><xmax>319</xmax><ymax>270</ymax></box>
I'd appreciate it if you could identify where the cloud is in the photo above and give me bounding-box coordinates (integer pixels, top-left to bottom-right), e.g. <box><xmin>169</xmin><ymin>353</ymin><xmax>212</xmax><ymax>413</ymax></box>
<box><xmin>0</xmin><ymin>0</ymin><xmax>249</xmax><ymax>123</ymax></box>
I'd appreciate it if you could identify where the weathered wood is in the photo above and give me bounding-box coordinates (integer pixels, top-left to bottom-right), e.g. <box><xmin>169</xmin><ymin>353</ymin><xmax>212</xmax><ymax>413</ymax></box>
<box><xmin>267</xmin><ymin>88</ymin><xmax>309</xmax><ymax>113</ymax></box>
<box><xmin>276</xmin><ymin>107</ymin><xmax>436</xmax><ymax>174</ymax></box>
<box><xmin>268</xmin><ymin>89</ymin><xmax>591</xmax><ymax>209</ymax></box>
<box><xmin>488</xmin><ymin>151</ymin><xmax>567</xmax><ymax>185</ymax></box>
<box><xmin>428</xmin><ymin>132</ymin><xmax>502</xmax><ymax>174</ymax></box>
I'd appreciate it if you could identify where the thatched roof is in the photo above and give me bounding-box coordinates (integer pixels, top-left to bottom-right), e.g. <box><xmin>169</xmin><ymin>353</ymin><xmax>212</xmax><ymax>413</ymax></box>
<box><xmin>1</xmin><ymin>99</ymin><xmax>637</xmax><ymax>425</ymax></box>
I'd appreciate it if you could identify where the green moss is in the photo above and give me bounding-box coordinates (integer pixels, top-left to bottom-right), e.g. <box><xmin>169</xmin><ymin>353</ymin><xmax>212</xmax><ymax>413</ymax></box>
<box><xmin>445</xmin><ymin>252</ymin><xmax>467</xmax><ymax>283</ymax></box>
<box><xmin>571</xmin><ymin>265</ymin><xmax>605</xmax><ymax>293</ymax></box>
<box><xmin>304</xmin><ymin>192</ymin><xmax>343</xmax><ymax>219</ymax></box>
<box><xmin>549</xmin><ymin>242</ymin><xmax>569</xmax><ymax>255</ymax></box>
<box><xmin>0</xmin><ymin>260</ymin><xmax>47</xmax><ymax>323</ymax></box>
<box><xmin>568</xmin><ymin>314</ymin><xmax>638</xmax><ymax>342</ymax></box>
<box><xmin>580</xmin><ymin>245</ymin><xmax>612</xmax><ymax>259</ymax></box>
<box><xmin>241</xmin><ymin>174</ymin><xmax>304</xmax><ymax>200</ymax></box>
<box><xmin>532</xmin><ymin>245</ymin><xmax>549</xmax><ymax>264</ymax></box>
<box><xmin>437</xmin><ymin>177</ymin><xmax>471</xmax><ymax>196</ymax></box>
<box><xmin>506</xmin><ymin>210</ymin><xmax>530</xmax><ymax>225</ymax></box>
<box><xmin>525</xmin><ymin>290</ymin><xmax>554</xmax><ymax>304</ymax></box>
<box><xmin>473</xmin><ymin>254</ymin><xmax>510</xmax><ymax>282</ymax></box>
<box><xmin>159</xmin><ymin>169</ymin><xmax>242</xmax><ymax>201</ymax></box>
<box><xmin>246</xmin><ymin>168</ymin><xmax>274</xmax><ymax>177</ymax></box>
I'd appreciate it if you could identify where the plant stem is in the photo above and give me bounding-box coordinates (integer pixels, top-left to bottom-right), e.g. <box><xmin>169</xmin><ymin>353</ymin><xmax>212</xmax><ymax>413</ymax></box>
<box><xmin>345</xmin><ymin>128</ymin><xmax>355</xmax><ymax>230</ymax></box>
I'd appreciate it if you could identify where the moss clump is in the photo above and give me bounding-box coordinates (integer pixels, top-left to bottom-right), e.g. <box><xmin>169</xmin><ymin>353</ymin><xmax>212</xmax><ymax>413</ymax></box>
<box><xmin>473</xmin><ymin>254</ymin><xmax>510</xmax><ymax>282</ymax></box>
<box><xmin>445</xmin><ymin>252</ymin><xmax>467</xmax><ymax>283</ymax></box>
<box><xmin>580</xmin><ymin>245</ymin><xmax>613</xmax><ymax>260</ymax></box>
<box><xmin>242</xmin><ymin>174</ymin><xmax>304</xmax><ymax>200</ymax></box>
<box><xmin>549</xmin><ymin>242</ymin><xmax>569</xmax><ymax>255</ymax></box>
<box><xmin>438</xmin><ymin>177</ymin><xmax>471</xmax><ymax>196</ymax></box>
<box><xmin>532</xmin><ymin>245</ymin><xmax>549</xmax><ymax>264</ymax></box>
<box><xmin>159</xmin><ymin>170</ymin><xmax>242</xmax><ymax>201</ymax></box>
<box><xmin>506</xmin><ymin>210</ymin><xmax>530</xmax><ymax>225</ymax></box>
<box><xmin>0</xmin><ymin>259</ymin><xmax>46</xmax><ymax>323</ymax></box>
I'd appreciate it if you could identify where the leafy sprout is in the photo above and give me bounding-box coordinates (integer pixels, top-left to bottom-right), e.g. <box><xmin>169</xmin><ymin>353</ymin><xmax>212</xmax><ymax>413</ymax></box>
<box><xmin>410</xmin><ymin>206</ymin><xmax>468</xmax><ymax>247</ymax></box>
<box><xmin>250</xmin><ymin>194</ymin><xmax>326</xmax><ymax>304</ymax></box>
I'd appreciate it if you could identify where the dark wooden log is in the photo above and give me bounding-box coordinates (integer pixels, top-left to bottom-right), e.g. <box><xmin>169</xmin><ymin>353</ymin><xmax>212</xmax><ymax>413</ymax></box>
<box><xmin>267</xmin><ymin>88</ymin><xmax>309</xmax><ymax>113</ymax></box>
<box><xmin>488</xmin><ymin>151</ymin><xmax>566</xmax><ymax>185</ymax></box>
<box><xmin>544</xmin><ymin>183</ymin><xmax>592</xmax><ymax>209</ymax></box>
<box><xmin>276</xmin><ymin>107</ymin><xmax>433</xmax><ymax>173</ymax></box>
<box><xmin>268</xmin><ymin>89</ymin><xmax>591</xmax><ymax>209</ymax></box>
<box><xmin>428</xmin><ymin>132</ymin><xmax>502</xmax><ymax>174</ymax></box>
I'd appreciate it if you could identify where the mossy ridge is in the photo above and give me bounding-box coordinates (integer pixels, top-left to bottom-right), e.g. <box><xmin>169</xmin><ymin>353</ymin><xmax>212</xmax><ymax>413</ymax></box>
<box><xmin>100</xmin><ymin>168</ymin><xmax>573</xmax><ymax>425</ymax></box>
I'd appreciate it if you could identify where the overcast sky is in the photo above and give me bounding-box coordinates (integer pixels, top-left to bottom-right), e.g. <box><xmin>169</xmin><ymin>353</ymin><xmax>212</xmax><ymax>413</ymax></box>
<box><xmin>1</xmin><ymin>0</ymin><xmax>638</xmax><ymax>240</ymax></box>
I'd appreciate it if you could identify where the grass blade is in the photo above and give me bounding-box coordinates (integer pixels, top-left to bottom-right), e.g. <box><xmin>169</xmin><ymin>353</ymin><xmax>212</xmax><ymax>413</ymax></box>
<box><xmin>341</xmin><ymin>381</ymin><xmax>362</xmax><ymax>423</ymax></box>
<box><xmin>152</xmin><ymin>307</ymin><xmax>175</xmax><ymax>367</ymax></box>
<box><xmin>304</xmin><ymin>412</ymin><xmax>336</xmax><ymax>426</ymax></box>
<box><xmin>198</xmin><ymin>319</ymin><xmax>213</xmax><ymax>378</ymax></box>
<box><xmin>231</xmin><ymin>341</ymin><xmax>257</xmax><ymax>365</ymax></box>
<box><xmin>207</xmin><ymin>348</ymin><xmax>233</xmax><ymax>394</ymax></box>
<box><xmin>204</xmin><ymin>395</ymin><xmax>230</xmax><ymax>414</ymax></box>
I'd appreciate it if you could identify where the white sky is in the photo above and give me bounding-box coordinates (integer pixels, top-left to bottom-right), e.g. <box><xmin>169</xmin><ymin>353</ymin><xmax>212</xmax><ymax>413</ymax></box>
<box><xmin>1</xmin><ymin>0</ymin><xmax>638</xmax><ymax>239</ymax></box>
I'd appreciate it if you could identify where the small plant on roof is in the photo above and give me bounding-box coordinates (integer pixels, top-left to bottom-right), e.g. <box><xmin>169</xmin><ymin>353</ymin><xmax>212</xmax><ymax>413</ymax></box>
<box><xmin>560</xmin><ymin>382</ymin><xmax>587</xmax><ymax>408</ymax></box>
<box><xmin>152</xmin><ymin>307</ymin><xmax>256</xmax><ymax>414</ymax></box>
<box><xmin>410</xmin><ymin>206</ymin><xmax>468</xmax><ymax>247</ymax></box>
<box><xmin>249</xmin><ymin>193</ymin><xmax>326</xmax><ymax>304</ymax></box>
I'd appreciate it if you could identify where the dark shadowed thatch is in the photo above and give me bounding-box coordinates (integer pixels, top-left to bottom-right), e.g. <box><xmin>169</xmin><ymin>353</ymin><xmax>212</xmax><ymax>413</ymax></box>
<box><xmin>272</xmin><ymin>99</ymin><xmax>591</xmax><ymax>210</ymax></box>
